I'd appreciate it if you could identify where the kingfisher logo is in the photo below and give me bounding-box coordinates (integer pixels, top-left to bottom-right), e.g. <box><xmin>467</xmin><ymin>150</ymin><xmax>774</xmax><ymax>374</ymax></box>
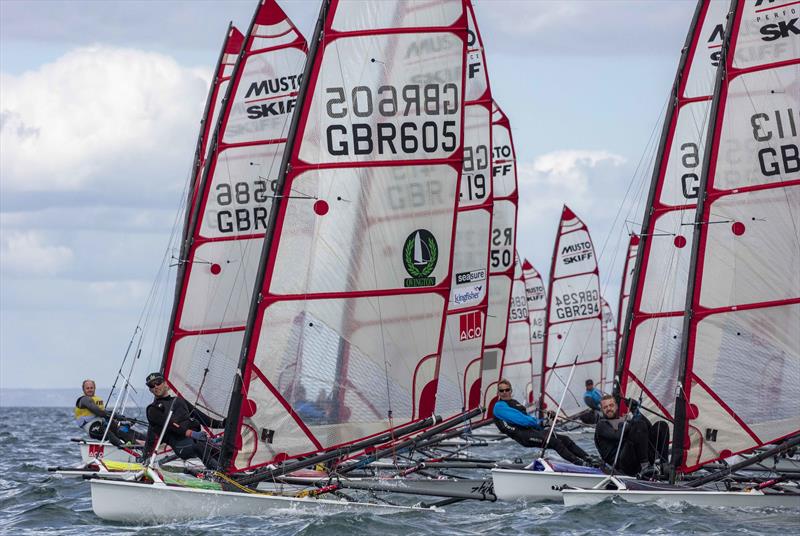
<box><xmin>453</xmin><ymin>285</ymin><xmax>483</xmax><ymax>305</ymax></box>
<box><xmin>459</xmin><ymin>311</ymin><xmax>482</xmax><ymax>341</ymax></box>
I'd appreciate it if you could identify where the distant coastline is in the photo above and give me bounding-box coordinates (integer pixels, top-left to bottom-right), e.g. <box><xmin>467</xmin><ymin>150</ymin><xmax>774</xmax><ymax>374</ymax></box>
<box><xmin>0</xmin><ymin>388</ymin><xmax>111</xmax><ymax>407</ymax></box>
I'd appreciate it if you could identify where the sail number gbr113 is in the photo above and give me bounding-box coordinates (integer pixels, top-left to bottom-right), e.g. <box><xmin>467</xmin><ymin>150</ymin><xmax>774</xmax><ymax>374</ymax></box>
<box><xmin>324</xmin><ymin>84</ymin><xmax>459</xmax><ymax>157</ymax></box>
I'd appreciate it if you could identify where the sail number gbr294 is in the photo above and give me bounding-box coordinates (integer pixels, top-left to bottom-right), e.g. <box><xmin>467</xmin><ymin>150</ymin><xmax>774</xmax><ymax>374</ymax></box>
<box><xmin>324</xmin><ymin>84</ymin><xmax>459</xmax><ymax>157</ymax></box>
<box><xmin>553</xmin><ymin>290</ymin><xmax>599</xmax><ymax>320</ymax></box>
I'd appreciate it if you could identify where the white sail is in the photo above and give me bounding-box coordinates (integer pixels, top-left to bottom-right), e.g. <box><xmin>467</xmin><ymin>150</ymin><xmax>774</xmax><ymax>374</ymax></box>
<box><xmin>499</xmin><ymin>252</ymin><xmax>534</xmax><ymax>406</ymax></box>
<box><xmin>522</xmin><ymin>258</ymin><xmax>547</xmax><ymax>407</ymax></box>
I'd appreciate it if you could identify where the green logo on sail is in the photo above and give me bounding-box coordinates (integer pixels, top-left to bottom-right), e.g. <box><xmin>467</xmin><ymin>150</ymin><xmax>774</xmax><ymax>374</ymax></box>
<box><xmin>403</xmin><ymin>229</ymin><xmax>438</xmax><ymax>288</ymax></box>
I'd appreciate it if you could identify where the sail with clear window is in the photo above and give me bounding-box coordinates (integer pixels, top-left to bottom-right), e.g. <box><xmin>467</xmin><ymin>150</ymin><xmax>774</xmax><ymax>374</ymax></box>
<box><xmin>540</xmin><ymin>205</ymin><xmax>602</xmax><ymax>418</ymax></box>
<box><xmin>615</xmin><ymin>0</ymin><xmax>729</xmax><ymax>425</ymax></box>
<box><xmin>522</xmin><ymin>258</ymin><xmax>547</xmax><ymax>407</ymax></box>
<box><xmin>479</xmin><ymin>101</ymin><xmax>519</xmax><ymax>416</ymax></box>
<box><xmin>672</xmin><ymin>0</ymin><xmax>800</xmax><ymax>473</ymax></box>
<box><xmin>435</xmin><ymin>0</ymin><xmax>494</xmax><ymax>418</ymax></box>
<box><xmin>221</xmin><ymin>0</ymin><xmax>469</xmax><ymax>472</ymax></box>
<box><xmin>161</xmin><ymin>0</ymin><xmax>307</xmax><ymax>422</ymax></box>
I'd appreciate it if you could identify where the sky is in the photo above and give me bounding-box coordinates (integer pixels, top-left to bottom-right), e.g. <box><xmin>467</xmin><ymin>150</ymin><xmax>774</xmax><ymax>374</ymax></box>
<box><xmin>0</xmin><ymin>0</ymin><xmax>696</xmax><ymax>390</ymax></box>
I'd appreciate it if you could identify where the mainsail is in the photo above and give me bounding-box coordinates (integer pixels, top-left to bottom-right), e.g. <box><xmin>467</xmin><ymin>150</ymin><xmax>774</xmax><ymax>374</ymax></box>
<box><xmin>222</xmin><ymin>0</ymin><xmax>469</xmax><ymax>472</ymax></box>
<box><xmin>540</xmin><ymin>206</ymin><xmax>602</xmax><ymax>418</ymax></box>
<box><xmin>161</xmin><ymin>0</ymin><xmax>307</xmax><ymax>420</ymax></box>
<box><xmin>480</xmin><ymin>101</ymin><xmax>519</xmax><ymax>415</ymax></box>
<box><xmin>600</xmin><ymin>298</ymin><xmax>617</xmax><ymax>392</ymax></box>
<box><xmin>616</xmin><ymin>0</ymin><xmax>729</xmax><ymax>424</ymax></box>
<box><xmin>522</xmin><ymin>258</ymin><xmax>547</xmax><ymax>407</ymax></box>
<box><xmin>672</xmin><ymin>0</ymin><xmax>800</xmax><ymax>472</ymax></box>
<box><xmin>435</xmin><ymin>0</ymin><xmax>494</xmax><ymax>417</ymax></box>
<box><xmin>499</xmin><ymin>252</ymin><xmax>534</xmax><ymax>405</ymax></box>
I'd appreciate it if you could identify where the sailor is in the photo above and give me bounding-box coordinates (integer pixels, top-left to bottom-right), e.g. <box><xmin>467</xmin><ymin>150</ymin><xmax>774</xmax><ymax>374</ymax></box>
<box><xmin>493</xmin><ymin>379</ymin><xmax>598</xmax><ymax>466</ymax></box>
<box><xmin>142</xmin><ymin>372</ymin><xmax>225</xmax><ymax>470</ymax></box>
<box><xmin>75</xmin><ymin>379</ymin><xmax>144</xmax><ymax>447</ymax></box>
<box><xmin>578</xmin><ymin>379</ymin><xmax>603</xmax><ymax>424</ymax></box>
<box><xmin>594</xmin><ymin>394</ymin><xmax>669</xmax><ymax>478</ymax></box>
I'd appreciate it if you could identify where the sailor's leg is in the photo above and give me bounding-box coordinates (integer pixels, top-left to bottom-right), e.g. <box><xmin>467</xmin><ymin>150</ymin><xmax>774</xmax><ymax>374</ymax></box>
<box><xmin>529</xmin><ymin>429</ymin><xmax>584</xmax><ymax>465</ymax></box>
<box><xmin>554</xmin><ymin>432</ymin><xmax>590</xmax><ymax>460</ymax></box>
<box><xmin>649</xmin><ymin>421</ymin><xmax>670</xmax><ymax>464</ymax></box>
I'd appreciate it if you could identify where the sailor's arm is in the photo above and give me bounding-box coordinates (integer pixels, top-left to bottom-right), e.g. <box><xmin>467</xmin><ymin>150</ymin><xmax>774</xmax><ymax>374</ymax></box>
<box><xmin>494</xmin><ymin>401</ymin><xmax>543</xmax><ymax>429</ymax></box>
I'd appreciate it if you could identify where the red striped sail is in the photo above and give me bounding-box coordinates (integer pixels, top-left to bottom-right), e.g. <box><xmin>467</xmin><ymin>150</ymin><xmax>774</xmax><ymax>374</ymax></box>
<box><xmin>223</xmin><ymin>0</ymin><xmax>469</xmax><ymax>472</ymax></box>
<box><xmin>616</xmin><ymin>0</ymin><xmax>729</xmax><ymax>424</ymax></box>
<box><xmin>161</xmin><ymin>0</ymin><xmax>307</xmax><ymax>421</ymax></box>
<box><xmin>479</xmin><ymin>101</ymin><xmax>519</xmax><ymax>416</ymax></box>
<box><xmin>600</xmin><ymin>298</ymin><xmax>616</xmax><ymax>392</ymax></box>
<box><xmin>435</xmin><ymin>0</ymin><xmax>494</xmax><ymax>417</ymax></box>
<box><xmin>540</xmin><ymin>206</ymin><xmax>602</xmax><ymax>418</ymax></box>
<box><xmin>615</xmin><ymin>234</ymin><xmax>639</xmax><ymax>359</ymax></box>
<box><xmin>522</xmin><ymin>259</ymin><xmax>547</xmax><ymax>406</ymax></box>
<box><xmin>499</xmin><ymin>252</ymin><xmax>535</xmax><ymax>406</ymax></box>
<box><xmin>673</xmin><ymin>0</ymin><xmax>800</xmax><ymax>472</ymax></box>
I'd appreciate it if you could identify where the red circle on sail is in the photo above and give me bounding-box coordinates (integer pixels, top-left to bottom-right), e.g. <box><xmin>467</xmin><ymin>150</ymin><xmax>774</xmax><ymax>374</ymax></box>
<box><xmin>210</xmin><ymin>263</ymin><xmax>222</xmax><ymax>275</ymax></box>
<box><xmin>689</xmin><ymin>403</ymin><xmax>700</xmax><ymax>418</ymax></box>
<box><xmin>241</xmin><ymin>399</ymin><xmax>257</xmax><ymax>418</ymax></box>
<box><xmin>732</xmin><ymin>222</ymin><xmax>745</xmax><ymax>236</ymax></box>
<box><xmin>313</xmin><ymin>200</ymin><xmax>329</xmax><ymax>215</ymax></box>
<box><xmin>674</xmin><ymin>235</ymin><xmax>687</xmax><ymax>248</ymax></box>
<box><xmin>557</xmin><ymin>334</ymin><xmax>563</xmax><ymax>340</ymax></box>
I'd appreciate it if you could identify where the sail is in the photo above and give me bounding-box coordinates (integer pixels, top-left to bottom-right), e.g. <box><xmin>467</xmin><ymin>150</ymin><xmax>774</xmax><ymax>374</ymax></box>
<box><xmin>540</xmin><ymin>206</ymin><xmax>602</xmax><ymax>418</ymax></box>
<box><xmin>616</xmin><ymin>0</ymin><xmax>729</xmax><ymax>424</ymax></box>
<box><xmin>480</xmin><ymin>101</ymin><xmax>519</xmax><ymax>415</ymax></box>
<box><xmin>674</xmin><ymin>0</ymin><xmax>800</xmax><ymax>472</ymax></box>
<box><xmin>600</xmin><ymin>298</ymin><xmax>616</xmax><ymax>392</ymax></box>
<box><xmin>185</xmin><ymin>26</ymin><xmax>245</xmax><ymax>227</ymax></box>
<box><xmin>499</xmin><ymin>253</ymin><xmax>534</xmax><ymax>406</ymax></box>
<box><xmin>522</xmin><ymin>258</ymin><xmax>547</xmax><ymax>407</ymax></box>
<box><xmin>223</xmin><ymin>0</ymin><xmax>469</xmax><ymax>472</ymax></box>
<box><xmin>615</xmin><ymin>234</ymin><xmax>639</xmax><ymax>356</ymax></box>
<box><xmin>161</xmin><ymin>0</ymin><xmax>307</xmax><ymax>420</ymax></box>
<box><xmin>435</xmin><ymin>0</ymin><xmax>494</xmax><ymax>418</ymax></box>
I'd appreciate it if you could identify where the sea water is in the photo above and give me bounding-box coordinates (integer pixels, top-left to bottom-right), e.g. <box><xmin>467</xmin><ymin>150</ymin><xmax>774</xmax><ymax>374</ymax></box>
<box><xmin>1</xmin><ymin>407</ymin><xmax>797</xmax><ymax>535</ymax></box>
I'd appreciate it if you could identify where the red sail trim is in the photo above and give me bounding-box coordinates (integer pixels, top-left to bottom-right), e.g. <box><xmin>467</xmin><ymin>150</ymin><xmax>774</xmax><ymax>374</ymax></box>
<box><xmin>216</xmin><ymin>138</ymin><xmax>289</xmax><ymax>150</ymax></box>
<box><xmin>626</xmin><ymin>372</ymin><xmax>675</xmax><ymax>420</ymax></box>
<box><xmin>690</xmin><ymin>373</ymin><xmax>761</xmax><ymax>444</ymax></box>
<box><xmin>754</xmin><ymin>0</ymin><xmax>800</xmax><ymax>13</ymax></box>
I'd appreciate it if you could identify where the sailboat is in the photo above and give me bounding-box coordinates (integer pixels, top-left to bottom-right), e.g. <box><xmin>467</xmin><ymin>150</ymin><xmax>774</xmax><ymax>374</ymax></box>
<box><xmin>522</xmin><ymin>259</ymin><xmax>546</xmax><ymax>406</ymax></box>
<box><xmin>600</xmin><ymin>298</ymin><xmax>616</xmax><ymax>393</ymax></box>
<box><xmin>89</xmin><ymin>0</ymin><xmax>476</xmax><ymax>522</ymax></box>
<box><xmin>63</xmin><ymin>23</ymin><xmax>246</xmax><ymax>469</ymax></box>
<box><xmin>563</xmin><ymin>0</ymin><xmax>800</xmax><ymax>507</ymax></box>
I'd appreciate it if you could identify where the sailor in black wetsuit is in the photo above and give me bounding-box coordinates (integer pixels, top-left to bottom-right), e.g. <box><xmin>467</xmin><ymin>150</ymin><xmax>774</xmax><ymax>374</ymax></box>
<box><xmin>142</xmin><ymin>372</ymin><xmax>225</xmax><ymax>469</ymax></box>
<box><xmin>492</xmin><ymin>379</ymin><xmax>596</xmax><ymax>466</ymax></box>
<box><xmin>594</xmin><ymin>394</ymin><xmax>669</xmax><ymax>478</ymax></box>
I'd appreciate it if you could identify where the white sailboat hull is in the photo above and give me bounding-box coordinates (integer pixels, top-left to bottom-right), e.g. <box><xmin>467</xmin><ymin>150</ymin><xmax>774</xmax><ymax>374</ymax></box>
<box><xmin>562</xmin><ymin>487</ymin><xmax>800</xmax><ymax>508</ymax></box>
<box><xmin>90</xmin><ymin>479</ymin><xmax>438</xmax><ymax>522</ymax></box>
<box><xmin>491</xmin><ymin>468</ymin><xmax>611</xmax><ymax>501</ymax></box>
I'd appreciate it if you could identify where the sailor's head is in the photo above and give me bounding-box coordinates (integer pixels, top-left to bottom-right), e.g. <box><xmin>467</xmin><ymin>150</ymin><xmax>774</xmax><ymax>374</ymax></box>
<box><xmin>497</xmin><ymin>379</ymin><xmax>513</xmax><ymax>401</ymax></box>
<box><xmin>585</xmin><ymin>379</ymin><xmax>594</xmax><ymax>391</ymax></box>
<box><xmin>146</xmin><ymin>372</ymin><xmax>168</xmax><ymax>397</ymax></box>
<box><xmin>82</xmin><ymin>379</ymin><xmax>96</xmax><ymax>396</ymax></box>
<box><xmin>600</xmin><ymin>394</ymin><xmax>618</xmax><ymax>419</ymax></box>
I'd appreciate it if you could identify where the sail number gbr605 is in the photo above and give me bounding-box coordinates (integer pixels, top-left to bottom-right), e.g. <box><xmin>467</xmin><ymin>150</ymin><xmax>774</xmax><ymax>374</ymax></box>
<box><xmin>324</xmin><ymin>84</ymin><xmax>459</xmax><ymax>157</ymax></box>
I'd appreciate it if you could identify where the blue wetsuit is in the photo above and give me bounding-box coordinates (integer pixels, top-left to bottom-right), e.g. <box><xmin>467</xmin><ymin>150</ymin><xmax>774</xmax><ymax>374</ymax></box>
<box><xmin>584</xmin><ymin>388</ymin><xmax>602</xmax><ymax>411</ymax></box>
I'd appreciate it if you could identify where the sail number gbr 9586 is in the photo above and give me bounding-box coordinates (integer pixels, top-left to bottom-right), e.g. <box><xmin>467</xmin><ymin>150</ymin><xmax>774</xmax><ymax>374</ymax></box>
<box><xmin>324</xmin><ymin>84</ymin><xmax>459</xmax><ymax>157</ymax></box>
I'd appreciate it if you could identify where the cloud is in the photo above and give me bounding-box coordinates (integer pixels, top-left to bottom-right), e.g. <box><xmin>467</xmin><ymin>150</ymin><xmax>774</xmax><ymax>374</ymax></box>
<box><xmin>0</xmin><ymin>45</ymin><xmax>208</xmax><ymax>195</ymax></box>
<box><xmin>476</xmin><ymin>0</ymin><xmax>694</xmax><ymax>57</ymax></box>
<box><xmin>0</xmin><ymin>230</ymin><xmax>74</xmax><ymax>276</ymax></box>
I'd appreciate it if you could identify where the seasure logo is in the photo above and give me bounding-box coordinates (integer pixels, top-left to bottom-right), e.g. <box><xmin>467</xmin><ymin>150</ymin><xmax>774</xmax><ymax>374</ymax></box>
<box><xmin>453</xmin><ymin>284</ymin><xmax>483</xmax><ymax>305</ymax></box>
<box><xmin>455</xmin><ymin>269</ymin><xmax>486</xmax><ymax>285</ymax></box>
<box><xmin>459</xmin><ymin>310</ymin><xmax>482</xmax><ymax>341</ymax></box>
<box><xmin>403</xmin><ymin>229</ymin><xmax>438</xmax><ymax>287</ymax></box>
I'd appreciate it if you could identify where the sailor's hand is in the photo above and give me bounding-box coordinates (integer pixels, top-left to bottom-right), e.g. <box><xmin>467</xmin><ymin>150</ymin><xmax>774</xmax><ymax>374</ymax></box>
<box><xmin>546</xmin><ymin>410</ymin><xmax>556</xmax><ymax>420</ymax></box>
<box><xmin>135</xmin><ymin>455</ymin><xmax>148</xmax><ymax>464</ymax></box>
<box><xmin>189</xmin><ymin>430</ymin><xmax>208</xmax><ymax>441</ymax></box>
<box><xmin>624</xmin><ymin>412</ymin><xmax>634</xmax><ymax>422</ymax></box>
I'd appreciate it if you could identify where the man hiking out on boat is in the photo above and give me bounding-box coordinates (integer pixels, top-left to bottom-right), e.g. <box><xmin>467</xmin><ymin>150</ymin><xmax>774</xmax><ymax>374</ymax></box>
<box><xmin>594</xmin><ymin>394</ymin><xmax>669</xmax><ymax>479</ymax></box>
<box><xmin>142</xmin><ymin>372</ymin><xmax>225</xmax><ymax>470</ymax></box>
<box><xmin>493</xmin><ymin>379</ymin><xmax>598</xmax><ymax>466</ymax></box>
<box><xmin>75</xmin><ymin>379</ymin><xmax>145</xmax><ymax>447</ymax></box>
<box><xmin>578</xmin><ymin>379</ymin><xmax>603</xmax><ymax>424</ymax></box>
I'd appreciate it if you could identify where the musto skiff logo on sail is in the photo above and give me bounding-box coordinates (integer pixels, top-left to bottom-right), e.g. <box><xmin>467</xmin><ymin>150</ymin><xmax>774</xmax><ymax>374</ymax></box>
<box><xmin>459</xmin><ymin>310</ymin><xmax>482</xmax><ymax>341</ymax></box>
<box><xmin>403</xmin><ymin>229</ymin><xmax>438</xmax><ymax>287</ymax></box>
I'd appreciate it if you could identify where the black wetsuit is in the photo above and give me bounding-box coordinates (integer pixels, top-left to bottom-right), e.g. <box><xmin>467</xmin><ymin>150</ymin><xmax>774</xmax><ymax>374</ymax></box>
<box><xmin>493</xmin><ymin>399</ymin><xmax>592</xmax><ymax>466</ymax></box>
<box><xmin>144</xmin><ymin>395</ymin><xmax>224</xmax><ymax>469</ymax></box>
<box><xmin>595</xmin><ymin>413</ymin><xmax>669</xmax><ymax>476</ymax></box>
<box><xmin>75</xmin><ymin>395</ymin><xmax>144</xmax><ymax>447</ymax></box>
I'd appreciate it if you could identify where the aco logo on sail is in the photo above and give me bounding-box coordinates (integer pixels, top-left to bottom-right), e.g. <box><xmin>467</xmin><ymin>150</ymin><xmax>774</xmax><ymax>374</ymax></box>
<box><xmin>403</xmin><ymin>229</ymin><xmax>438</xmax><ymax>288</ymax></box>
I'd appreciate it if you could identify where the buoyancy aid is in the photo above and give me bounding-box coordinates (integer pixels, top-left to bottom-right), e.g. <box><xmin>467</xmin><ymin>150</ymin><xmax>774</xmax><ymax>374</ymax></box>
<box><xmin>74</xmin><ymin>395</ymin><xmax>105</xmax><ymax>419</ymax></box>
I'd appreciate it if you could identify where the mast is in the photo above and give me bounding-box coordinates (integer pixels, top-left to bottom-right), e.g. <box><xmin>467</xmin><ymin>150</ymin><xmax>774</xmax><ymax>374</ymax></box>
<box><xmin>671</xmin><ymin>0</ymin><xmax>799</xmax><ymax>476</ymax></box>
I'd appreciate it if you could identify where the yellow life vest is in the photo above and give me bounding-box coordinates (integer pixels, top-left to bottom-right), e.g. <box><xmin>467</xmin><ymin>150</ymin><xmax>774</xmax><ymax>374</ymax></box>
<box><xmin>74</xmin><ymin>395</ymin><xmax>105</xmax><ymax>419</ymax></box>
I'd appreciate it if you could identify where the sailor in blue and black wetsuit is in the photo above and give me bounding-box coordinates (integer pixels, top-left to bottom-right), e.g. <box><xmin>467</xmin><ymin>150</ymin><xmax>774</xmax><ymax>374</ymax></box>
<box><xmin>578</xmin><ymin>379</ymin><xmax>603</xmax><ymax>424</ymax></box>
<box><xmin>492</xmin><ymin>379</ymin><xmax>596</xmax><ymax>466</ymax></box>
